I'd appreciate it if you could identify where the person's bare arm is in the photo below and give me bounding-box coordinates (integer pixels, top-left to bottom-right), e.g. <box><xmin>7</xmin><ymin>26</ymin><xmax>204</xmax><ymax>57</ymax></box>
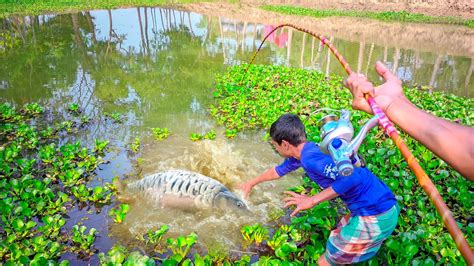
<box><xmin>345</xmin><ymin>61</ymin><xmax>474</xmax><ymax>181</ymax></box>
<box><xmin>239</xmin><ymin>167</ymin><xmax>281</xmax><ymax>199</ymax></box>
<box><xmin>283</xmin><ymin>187</ymin><xmax>339</xmax><ymax>216</ymax></box>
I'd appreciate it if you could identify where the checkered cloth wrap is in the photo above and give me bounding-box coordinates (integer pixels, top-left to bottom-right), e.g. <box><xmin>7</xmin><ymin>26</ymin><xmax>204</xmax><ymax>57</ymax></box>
<box><xmin>325</xmin><ymin>204</ymin><xmax>399</xmax><ymax>264</ymax></box>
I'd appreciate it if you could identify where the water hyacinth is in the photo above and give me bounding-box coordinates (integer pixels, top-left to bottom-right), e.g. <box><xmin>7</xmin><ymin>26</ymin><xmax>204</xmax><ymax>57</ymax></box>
<box><xmin>0</xmin><ymin>103</ymin><xmax>114</xmax><ymax>264</ymax></box>
<box><xmin>211</xmin><ymin>64</ymin><xmax>473</xmax><ymax>264</ymax></box>
<box><xmin>0</xmin><ymin>62</ymin><xmax>472</xmax><ymax>264</ymax></box>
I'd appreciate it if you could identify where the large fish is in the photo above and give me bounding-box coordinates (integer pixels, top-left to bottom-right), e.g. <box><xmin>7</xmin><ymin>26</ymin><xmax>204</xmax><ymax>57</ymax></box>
<box><xmin>125</xmin><ymin>169</ymin><xmax>248</xmax><ymax>212</ymax></box>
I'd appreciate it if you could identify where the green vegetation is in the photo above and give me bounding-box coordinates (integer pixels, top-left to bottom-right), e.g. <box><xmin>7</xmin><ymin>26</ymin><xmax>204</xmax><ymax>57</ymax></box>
<box><xmin>104</xmin><ymin>112</ymin><xmax>123</xmax><ymax>123</ymax></box>
<box><xmin>0</xmin><ymin>0</ymin><xmax>212</xmax><ymax>17</ymax></box>
<box><xmin>2</xmin><ymin>67</ymin><xmax>472</xmax><ymax>264</ymax></box>
<box><xmin>1</xmin><ymin>3</ymin><xmax>472</xmax><ymax>262</ymax></box>
<box><xmin>189</xmin><ymin>129</ymin><xmax>216</xmax><ymax>141</ymax></box>
<box><xmin>108</xmin><ymin>203</ymin><xmax>130</xmax><ymax>223</ymax></box>
<box><xmin>3</xmin><ymin>101</ymin><xmax>312</xmax><ymax>265</ymax></box>
<box><xmin>130</xmin><ymin>137</ymin><xmax>141</xmax><ymax>153</ymax></box>
<box><xmin>210</xmin><ymin>64</ymin><xmax>473</xmax><ymax>264</ymax></box>
<box><xmin>141</xmin><ymin>225</ymin><xmax>169</xmax><ymax>246</ymax></box>
<box><xmin>0</xmin><ymin>102</ymin><xmax>114</xmax><ymax>264</ymax></box>
<box><xmin>98</xmin><ymin>245</ymin><xmax>155</xmax><ymax>265</ymax></box>
<box><xmin>241</xmin><ymin>223</ymin><xmax>269</xmax><ymax>247</ymax></box>
<box><xmin>68</xmin><ymin>103</ymin><xmax>81</xmax><ymax>115</ymax></box>
<box><xmin>262</xmin><ymin>5</ymin><xmax>474</xmax><ymax>28</ymax></box>
<box><xmin>151</xmin><ymin>127</ymin><xmax>170</xmax><ymax>141</ymax></box>
<box><xmin>166</xmin><ymin>232</ymin><xmax>198</xmax><ymax>263</ymax></box>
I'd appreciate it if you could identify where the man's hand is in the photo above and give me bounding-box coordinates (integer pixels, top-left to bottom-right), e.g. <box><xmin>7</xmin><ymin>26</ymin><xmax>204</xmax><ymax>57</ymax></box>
<box><xmin>283</xmin><ymin>191</ymin><xmax>316</xmax><ymax>216</ymax></box>
<box><xmin>238</xmin><ymin>181</ymin><xmax>254</xmax><ymax>200</ymax></box>
<box><xmin>238</xmin><ymin>168</ymin><xmax>281</xmax><ymax>200</ymax></box>
<box><xmin>344</xmin><ymin>61</ymin><xmax>407</xmax><ymax>114</ymax></box>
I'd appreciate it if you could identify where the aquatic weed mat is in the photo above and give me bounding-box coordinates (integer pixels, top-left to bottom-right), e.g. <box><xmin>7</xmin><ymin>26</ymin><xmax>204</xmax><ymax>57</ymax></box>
<box><xmin>0</xmin><ymin>102</ymin><xmax>120</xmax><ymax>264</ymax></box>
<box><xmin>261</xmin><ymin>5</ymin><xmax>474</xmax><ymax>28</ymax></box>
<box><xmin>210</xmin><ymin>63</ymin><xmax>473</xmax><ymax>264</ymax></box>
<box><xmin>0</xmin><ymin>0</ymin><xmax>213</xmax><ymax>17</ymax></box>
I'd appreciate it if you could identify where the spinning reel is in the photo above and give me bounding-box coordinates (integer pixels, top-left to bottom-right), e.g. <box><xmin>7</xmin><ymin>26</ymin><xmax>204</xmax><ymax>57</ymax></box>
<box><xmin>317</xmin><ymin>109</ymin><xmax>378</xmax><ymax>176</ymax></box>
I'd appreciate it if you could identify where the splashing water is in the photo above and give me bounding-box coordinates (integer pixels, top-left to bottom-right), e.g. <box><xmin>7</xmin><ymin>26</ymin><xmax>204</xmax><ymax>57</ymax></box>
<box><xmin>110</xmin><ymin>135</ymin><xmax>302</xmax><ymax>251</ymax></box>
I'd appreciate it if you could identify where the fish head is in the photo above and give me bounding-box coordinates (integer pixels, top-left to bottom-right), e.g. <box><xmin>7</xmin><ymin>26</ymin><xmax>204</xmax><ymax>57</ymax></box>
<box><xmin>214</xmin><ymin>190</ymin><xmax>249</xmax><ymax>213</ymax></box>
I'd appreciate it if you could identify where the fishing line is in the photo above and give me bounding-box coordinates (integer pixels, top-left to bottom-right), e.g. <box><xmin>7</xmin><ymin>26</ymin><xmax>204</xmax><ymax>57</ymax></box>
<box><xmin>246</xmin><ymin>23</ymin><xmax>473</xmax><ymax>263</ymax></box>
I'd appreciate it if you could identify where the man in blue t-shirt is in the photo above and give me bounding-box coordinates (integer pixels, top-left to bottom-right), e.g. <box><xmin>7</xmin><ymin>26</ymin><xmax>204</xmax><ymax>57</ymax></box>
<box><xmin>239</xmin><ymin>113</ymin><xmax>399</xmax><ymax>265</ymax></box>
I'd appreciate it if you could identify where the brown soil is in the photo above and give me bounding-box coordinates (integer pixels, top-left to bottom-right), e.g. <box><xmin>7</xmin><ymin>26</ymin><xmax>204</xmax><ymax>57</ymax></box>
<box><xmin>240</xmin><ymin>0</ymin><xmax>474</xmax><ymax>20</ymax></box>
<box><xmin>178</xmin><ymin>2</ymin><xmax>474</xmax><ymax>57</ymax></box>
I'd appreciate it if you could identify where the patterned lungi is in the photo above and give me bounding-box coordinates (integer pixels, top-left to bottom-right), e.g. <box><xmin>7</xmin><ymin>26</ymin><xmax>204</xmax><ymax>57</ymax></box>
<box><xmin>325</xmin><ymin>204</ymin><xmax>400</xmax><ymax>265</ymax></box>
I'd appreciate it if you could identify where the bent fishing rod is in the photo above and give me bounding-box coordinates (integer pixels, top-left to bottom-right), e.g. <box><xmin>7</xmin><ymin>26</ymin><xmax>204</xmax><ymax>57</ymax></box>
<box><xmin>247</xmin><ymin>23</ymin><xmax>473</xmax><ymax>263</ymax></box>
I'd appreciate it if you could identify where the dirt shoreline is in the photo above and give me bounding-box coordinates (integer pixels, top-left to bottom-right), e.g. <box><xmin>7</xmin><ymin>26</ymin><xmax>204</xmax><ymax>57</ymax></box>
<box><xmin>238</xmin><ymin>0</ymin><xmax>474</xmax><ymax>20</ymax></box>
<box><xmin>179</xmin><ymin>2</ymin><xmax>474</xmax><ymax>57</ymax></box>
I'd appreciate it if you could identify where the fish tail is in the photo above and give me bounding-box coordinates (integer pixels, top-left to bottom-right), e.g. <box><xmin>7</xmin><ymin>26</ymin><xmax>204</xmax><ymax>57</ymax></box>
<box><xmin>113</xmin><ymin>177</ymin><xmax>134</xmax><ymax>203</ymax></box>
<box><xmin>113</xmin><ymin>176</ymin><xmax>126</xmax><ymax>192</ymax></box>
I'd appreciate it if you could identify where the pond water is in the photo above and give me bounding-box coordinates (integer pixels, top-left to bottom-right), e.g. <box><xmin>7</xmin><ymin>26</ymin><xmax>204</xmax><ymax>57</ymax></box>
<box><xmin>0</xmin><ymin>6</ymin><xmax>472</xmax><ymax>263</ymax></box>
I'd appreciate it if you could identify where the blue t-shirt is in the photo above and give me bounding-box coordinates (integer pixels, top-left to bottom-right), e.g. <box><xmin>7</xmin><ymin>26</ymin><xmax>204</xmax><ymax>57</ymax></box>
<box><xmin>275</xmin><ymin>142</ymin><xmax>396</xmax><ymax>216</ymax></box>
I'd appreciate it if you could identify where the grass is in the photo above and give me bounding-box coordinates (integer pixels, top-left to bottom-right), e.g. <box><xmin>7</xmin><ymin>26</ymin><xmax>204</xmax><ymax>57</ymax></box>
<box><xmin>0</xmin><ymin>0</ymin><xmax>213</xmax><ymax>17</ymax></box>
<box><xmin>262</xmin><ymin>5</ymin><xmax>474</xmax><ymax>28</ymax></box>
<box><xmin>2</xmin><ymin>1</ymin><xmax>472</xmax><ymax>29</ymax></box>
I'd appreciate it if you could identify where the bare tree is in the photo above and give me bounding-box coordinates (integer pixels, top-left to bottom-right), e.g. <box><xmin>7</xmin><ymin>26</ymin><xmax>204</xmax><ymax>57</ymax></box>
<box><xmin>159</xmin><ymin>8</ymin><xmax>166</xmax><ymax>32</ymax></box>
<box><xmin>172</xmin><ymin>9</ymin><xmax>177</xmax><ymax>29</ymax></box>
<box><xmin>287</xmin><ymin>28</ymin><xmax>293</xmax><ymax>63</ymax></box>
<box><xmin>365</xmin><ymin>43</ymin><xmax>375</xmax><ymax>75</ymax></box>
<box><xmin>219</xmin><ymin>16</ymin><xmax>226</xmax><ymax>61</ymax></box>
<box><xmin>85</xmin><ymin>11</ymin><xmax>97</xmax><ymax>44</ymax></box>
<box><xmin>241</xmin><ymin>21</ymin><xmax>247</xmax><ymax>54</ymax></box>
<box><xmin>137</xmin><ymin>7</ymin><xmax>147</xmax><ymax>54</ymax></box>
<box><xmin>300</xmin><ymin>32</ymin><xmax>306</xmax><ymax>68</ymax></box>
<box><xmin>71</xmin><ymin>13</ymin><xmax>84</xmax><ymax>51</ymax></box>
<box><xmin>357</xmin><ymin>42</ymin><xmax>365</xmax><ymax>73</ymax></box>
<box><xmin>429</xmin><ymin>54</ymin><xmax>443</xmax><ymax>88</ymax></box>
<box><xmin>465</xmin><ymin>58</ymin><xmax>473</xmax><ymax>97</ymax></box>
<box><xmin>325</xmin><ymin>36</ymin><xmax>334</xmax><ymax>77</ymax></box>
<box><xmin>144</xmin><ymin>7</ymin><xmax>150</xmax><ymax>54</ymax></box>
<box><xmin>392</xmin><ymin>47</ymin><xmax>400</xmax><ymax>74</ymax></box>
<box><xmin>108</xmin><ymin>10</ymin><xmax>113</xmax><ymax>40</ymax></box>
<box><xmin>188</xmin><ymin>12</ymin><xmax>195</xmax><ymax>38</ymax></box>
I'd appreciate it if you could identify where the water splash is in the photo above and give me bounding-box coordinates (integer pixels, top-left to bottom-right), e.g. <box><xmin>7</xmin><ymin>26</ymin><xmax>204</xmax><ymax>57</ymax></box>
<box><xmin>110</xmin><ymin>135</ymin><xmax>301</xmax><ymax>250</ymax></box>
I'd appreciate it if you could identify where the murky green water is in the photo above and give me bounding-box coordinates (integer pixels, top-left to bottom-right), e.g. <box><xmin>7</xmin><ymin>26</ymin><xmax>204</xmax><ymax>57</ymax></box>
<box><xmin>1</xmin><ymin>6</ymin><xmax>472</xmax><ymax>263</ymax></box>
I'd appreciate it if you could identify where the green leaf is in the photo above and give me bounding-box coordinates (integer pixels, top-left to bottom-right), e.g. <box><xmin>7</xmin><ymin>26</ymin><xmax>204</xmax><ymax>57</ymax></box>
<box><xmin>385</xmin><ymin>238</ymin><xmax>400</xmax><ymax>251</ymax></box>
<box><xmin>12</xmin><ymin>219</ymin><xmax>25</xmax><ymax>231</ymax></box>
<box><xmin>404</xmin><ymin>244</ymin><xmax>419</xmax><ymax>258</ymax></box>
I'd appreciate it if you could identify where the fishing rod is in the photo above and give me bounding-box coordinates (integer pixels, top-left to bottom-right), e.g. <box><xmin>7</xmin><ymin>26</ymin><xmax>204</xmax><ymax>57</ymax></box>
<box><xmin>247</xmin><ymin>23</ymin><xmax>473</xmax><ymax>263</ymax></box>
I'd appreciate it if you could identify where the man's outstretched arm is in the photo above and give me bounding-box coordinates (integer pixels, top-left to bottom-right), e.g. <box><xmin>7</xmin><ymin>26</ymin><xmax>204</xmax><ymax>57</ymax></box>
<box><xmin>239</xmin><ymin>167</ymin><xmax>281</xmax><ymax>199</ymax></box>
<box><xmin>344</xmin><ymin>61</ymin><xmax>474</xmax><ymax>181</ymax></box>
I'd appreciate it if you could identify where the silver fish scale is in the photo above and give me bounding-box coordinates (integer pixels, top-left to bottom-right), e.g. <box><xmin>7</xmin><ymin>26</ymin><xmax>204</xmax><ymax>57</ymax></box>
<box><xmin>126</xmin><ymin>169</ymin><xmax>228</xmax><ymax>208</ymax></box>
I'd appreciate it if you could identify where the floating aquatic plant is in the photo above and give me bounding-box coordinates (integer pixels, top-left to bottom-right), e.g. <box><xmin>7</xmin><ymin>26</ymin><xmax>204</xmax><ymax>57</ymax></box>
<box><xmin>189</xmin><ymin>129</ymin><xmax>216</xmax><ymax>141</ymax></box>
<box><xmin>130</xmin><ymin>137</ymin><xmax>141</xmax><ymax>153</ymax></box>
<box><xmin>108</xmin><ymin>203</ymin><xmax>130</xmax><ymax>224</ymax></box>
<box><xmin>105</xmin><ymin>111</ymin><xmax>123</xmax><ymax>123</ymax></box>
<box><xmin>0</xmin><ymin>102</ymin><xmax>116</xmax><ymax>264</ymax></box>
<box><xmin>165</xmin><ymin>232</ymin><xmax>198</xmax><ymax>263</ymax></box>
<box><xmin>212</xmin><ymin>64</ymin><xmax>473</xmax><ymax>264</ymax></box>
<box><xmin>151</xmin><ymin>127</ymin><xmax>170</xmax><ymax>141</ymax></box>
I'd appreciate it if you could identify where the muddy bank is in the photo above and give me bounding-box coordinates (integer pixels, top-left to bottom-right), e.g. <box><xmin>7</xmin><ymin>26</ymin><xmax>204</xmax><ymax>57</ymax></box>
<box><xmin>180</xmin><ymin>3</ymin><xmax>474</xmax><ymax>57</ymax></box>
<box><xmin>240</xmin><ymin>0</ymin><xmax>473</xmax><ymax>19</ymax></box>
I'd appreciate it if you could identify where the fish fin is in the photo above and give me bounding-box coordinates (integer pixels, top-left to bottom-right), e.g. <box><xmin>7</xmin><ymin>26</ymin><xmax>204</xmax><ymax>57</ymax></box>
<box><xmin>117</xmin><ymin>193</ymin><xmax>134</xmax><ymax>203</ymax></box>
<box><xmin>113</xmin><ymin>177</ymin><xmax>135</xmax><ymax>203</ymax></box>
<box><xmin>113</xmin><ymin>176</ymin><xmax>126</xmax><ymax>192</ymax></box>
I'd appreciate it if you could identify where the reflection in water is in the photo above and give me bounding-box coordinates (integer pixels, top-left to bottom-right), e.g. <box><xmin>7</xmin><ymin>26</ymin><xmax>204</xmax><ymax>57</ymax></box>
<box><xmin>0</xmin><ymin>6</ymin><xmax>472</xmax><ymax>261</ymax></box>
<box><xmin>1</xmin><ymin>8</ymin><xmax>471</xmax><ymax>104</ymax></box>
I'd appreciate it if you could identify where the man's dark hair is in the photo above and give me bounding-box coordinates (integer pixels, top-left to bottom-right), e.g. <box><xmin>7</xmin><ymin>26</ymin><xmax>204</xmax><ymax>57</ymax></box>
<box><xmin>270</xmin><ymin>113</ymin><xmax>307</xmax><ymax>146</ymax></box>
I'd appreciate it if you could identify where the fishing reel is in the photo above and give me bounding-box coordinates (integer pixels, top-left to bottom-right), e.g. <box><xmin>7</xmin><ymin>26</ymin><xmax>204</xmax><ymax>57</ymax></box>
<box><xmin>317</xmin><ymin>109</ymin><xmax>378</xmax><ymax>176</ymax></box>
